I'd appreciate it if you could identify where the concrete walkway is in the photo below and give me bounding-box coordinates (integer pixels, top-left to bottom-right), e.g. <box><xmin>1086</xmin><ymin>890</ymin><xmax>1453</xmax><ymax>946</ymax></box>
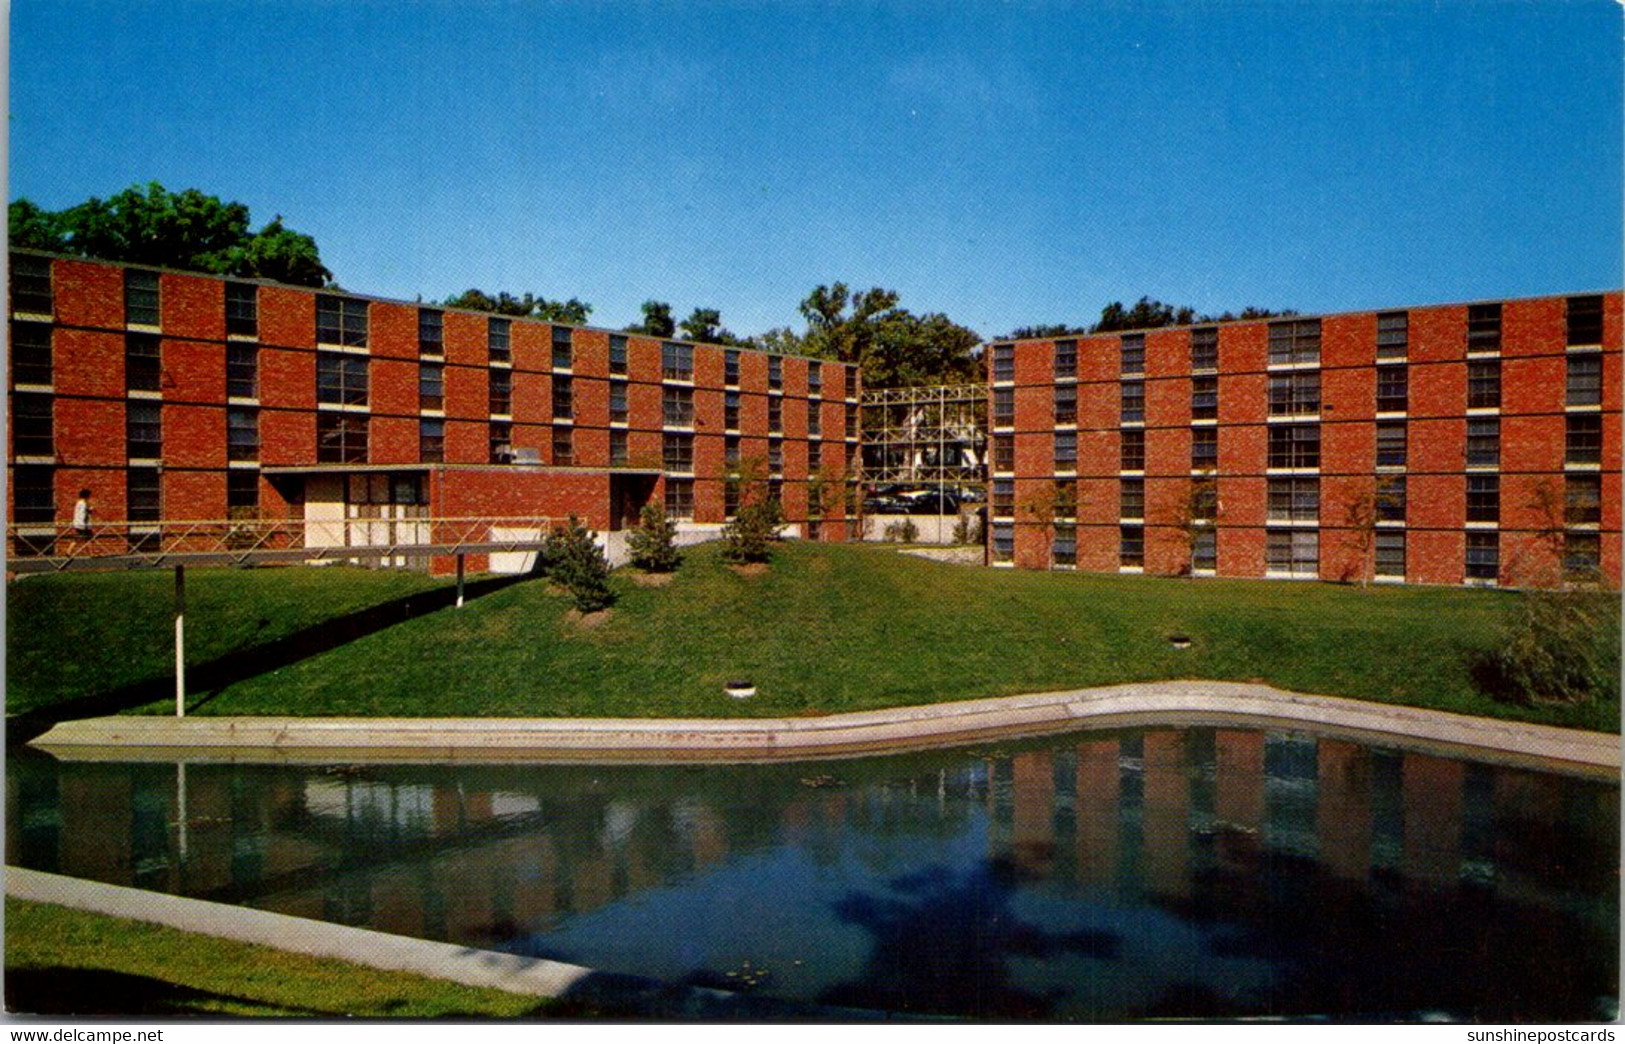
<box><xmin>28</xmin><ymin>681</ymin><xmax>1619</xmax><ymax>774</ymax></box>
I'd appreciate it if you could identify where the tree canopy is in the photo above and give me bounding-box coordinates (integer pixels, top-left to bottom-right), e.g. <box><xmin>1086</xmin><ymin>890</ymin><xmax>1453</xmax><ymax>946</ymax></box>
<box><xmin>9</xmin><ymin>182</ymin><xmax>331</xmax><ymax>287</ymax></box>
<box><xmin>441</xmin><ymin>288</ymin><xmax>592</xmax><ymax>324</ymax></box>
<box><xmin>755</xmin><ymin>282</ymin><xmax>982</xmax><ymax>388</ymax></box>
<box><xmin>627</xmin><ymin>300</ymin><xmax>675</xmax><ymax>338</ymax></box>
<box><xmin>1001</xmin><ymin>297</ymin><xmax>1296</xmax><ymax>339</ymax></box>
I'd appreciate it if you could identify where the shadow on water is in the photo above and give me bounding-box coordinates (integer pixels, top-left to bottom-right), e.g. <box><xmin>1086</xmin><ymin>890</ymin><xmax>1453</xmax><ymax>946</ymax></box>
<box><xmin>7</xmin><ymin>573</ymin><xmax>532</xmax><ymax>744</ymax></box>
<box><xmin>815</xmin><ymin>856</ymin><xmax>1121</xmax><ymax>1019</ymax></box>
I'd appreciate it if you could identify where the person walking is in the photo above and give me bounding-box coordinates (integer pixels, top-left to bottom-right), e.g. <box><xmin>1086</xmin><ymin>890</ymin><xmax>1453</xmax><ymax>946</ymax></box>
<box><xmin>72</xmin><ymin>488</ymin><xmax>93</xmax><ymax>540</ymax></box>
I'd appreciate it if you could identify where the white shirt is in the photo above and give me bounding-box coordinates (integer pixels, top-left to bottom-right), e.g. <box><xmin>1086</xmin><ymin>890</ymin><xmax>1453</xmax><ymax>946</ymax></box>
<box><xmin>73</xmin><ymin>498</ymin><xmax>91</xmax><ymax>529</ymax></box>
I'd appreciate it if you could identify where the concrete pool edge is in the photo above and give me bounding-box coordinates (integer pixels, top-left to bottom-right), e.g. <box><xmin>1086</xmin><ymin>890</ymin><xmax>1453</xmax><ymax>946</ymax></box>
<box><xmin>3</xmin><ymin>867</ymin><xmax>880</xmax><ymax>1020</ymax></box>
<box><xmin>25</xmin><ymin>680</ymin><xmax>1620</xmax><ymax>774</ymax></box>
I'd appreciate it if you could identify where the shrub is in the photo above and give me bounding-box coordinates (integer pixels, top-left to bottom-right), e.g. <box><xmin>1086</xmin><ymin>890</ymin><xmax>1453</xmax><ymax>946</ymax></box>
<box><xmin>722</xmin><ymin>499</ymin><xmax>783</xmax><ymax>565</ymax></box>
<box><xmin>884</xmin><ymin>519</ymin><xmax>920</xmax><ymax>543</ymax></box>
<box><xmin>544</xmin><ymin>515</ymin><xmax>615</xmax><ymax>613</ymax></box>
<box><xmin>952</xmin><ymin>511</ymin><xmax>983</xmax><ymax>546</ymax></box>
<box><xmin>1472</xmin><ymin>587</ymin><xmax>1620</xmax><ymax>706</ymax></box>
<box><xmin>626</xmin><ymin>502</ymin><xmax>682</xmax><ymax>573</ymax></box>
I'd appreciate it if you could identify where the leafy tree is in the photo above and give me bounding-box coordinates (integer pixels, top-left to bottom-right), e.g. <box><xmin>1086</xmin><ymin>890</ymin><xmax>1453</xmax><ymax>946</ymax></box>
<box><xmin>678</xmin><ymin>306</ymin><xmax>746</xmax><ymax>346</ymax></box>
<box><xmin>1004</xmin><ymin>323</ymin><xmax>1092</xmax><ymax>340</ymax></box>
<box><xmin>543</xmin><ymin>515</ymin><xmax>615</xmax><ymax>613</ymax></box>
<box><xmin>722</xmin><ymin>499</ymin><xmax>784</xmax><ymax>565</ymax></box>
<box><xmin>1092</xmin><ymin>297</ymin><xmax>1295</xmax><ymax>333</ymax></box>
<box><xmin>441</xmin><ymin>288</ymin><xmax>592</xmax><ymax>323</ymax></box>
<box><xmin>1341</xmin><ymin>475</ymin><xmax>1406</xmax><ymax>587</ymax></box>
<box><xmin>9</xmin><ymin>182</ymin><xmax>332</xmax><ymax>287</ymax></box>
<box><xmin>629</xmin><ymin>300</ymin><xmax>675</xmax><ymax>337</ymax></box>
<box><xmin>626</xmin><ymin>502</ymin><xmax>682</xmax><ymax>573</ymax></box>
<box><xmin>787</xmin><ymin>282</ymin><xmax>981</xmax><ymax>388</ymax></box>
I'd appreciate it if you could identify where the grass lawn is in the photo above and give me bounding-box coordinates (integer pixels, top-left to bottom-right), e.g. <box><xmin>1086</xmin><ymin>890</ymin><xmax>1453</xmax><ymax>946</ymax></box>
<box><xmin>27</xmin><ymin>541</ymin><xmax>1600</xmax><ymax>733</ymax></box>
<box><xmin>6</xmin><ymin>567</ymin><xmax>448</xmax><ymax>716</ymax></box>
<box><xmin>4</xmin><ymin>898</ymin><xmax>547</xmax><ymax>1017</ymax></box>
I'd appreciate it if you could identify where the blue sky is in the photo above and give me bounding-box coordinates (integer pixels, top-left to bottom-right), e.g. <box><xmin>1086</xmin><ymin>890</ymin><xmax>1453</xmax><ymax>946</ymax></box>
<box><xmin>10</xmin><ymin>0</ymin><xmax>1621</xmax><ymax>338</ymax></box>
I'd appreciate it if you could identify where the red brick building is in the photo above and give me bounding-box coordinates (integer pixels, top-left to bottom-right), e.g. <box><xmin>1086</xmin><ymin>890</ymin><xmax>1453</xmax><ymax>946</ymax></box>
<box><xmin>7</xmin><ymin>252</ymin><xmax>862</xmax><ymax>569</ymax></box>
<box><xmin>985</xmin><ymin>292</ymin><xmax>1621</xmax><ymax>587</ymax></box>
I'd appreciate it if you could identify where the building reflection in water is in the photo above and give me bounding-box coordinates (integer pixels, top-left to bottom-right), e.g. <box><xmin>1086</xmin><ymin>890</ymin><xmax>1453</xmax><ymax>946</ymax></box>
<box><xmin>8</xmin><ymin>726</ymin><xmax>1617</xmax><ymax>1020</ymax></box>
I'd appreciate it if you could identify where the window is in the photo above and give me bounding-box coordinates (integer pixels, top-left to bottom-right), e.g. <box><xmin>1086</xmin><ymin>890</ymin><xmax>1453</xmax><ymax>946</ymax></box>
<box><xmin>418</xmin><ymin>363</ymin><xmax>443</xmax><ymax>411</ymax></box>
<box><xmin>1055</xmin><ymin>339</ymin><xmax>1078</xmax><ymax>379</ymax></box>
<box><xmin>992</xmin><ymin>344</ymin><xmax>1014</xmax><ymax>382</ymax></box>
<box><xmin>1466</xmin><ymin>532</ymin><xmax>1499</xmax><ymax>580</ymax></box>
<box><xmin>544</xmin><ymin>325</ymin><xmax>568</xmax><ymax>369</ymax></box>
<box><xmin>665</xmin><ymin>478</ymin><xmax>694</xmax><ymax>520</ymax></box>
<box><xmin>725</xmin><ymin>392</ymin><xmax>741</xmax><ymax>430</ymax></box>
<box><xmin>227</xmin><ymin>408</ymin><xmax>258</xmax><ymax>462</ymax></box>
<box><xmin>552</xmin><ymin>425</ymin><xmax>573</xmax><ymax>466</ymax></box>
<box><xmin>609</xmin><ymin>380</ymin><xmax>628</xmax><ymax>423</ymax></box>
<box><xmin>1120</xmin><ymin>333</ymin><xmax>1145</xmax><ymax>375</ymax></box>
<box><xmin>1267</xmin><ymin>478</ymin><xmax>1319</xmax><ymax>522</ymax></box>
<box><xmin>808</xmin><ymin>404</ymin><xmax>822</xmax><ymax>437</ymax></box>
<box><xmin>1054</xmin><ymin>430</ymin><xmax>1077</xmax><ymax>470</ymax></box>
<box><xmin>126</xmin><ymin>400</ymin><xmax>161</xmax><ymax>459</ymax></box>
<box><xmin>1564</xmin><ymin>532</ymin><xmax>1602</xmax><ymax>580</ymax></box>
<box><xmin>1268</xmin><ymin>319</ymin><xmax>1321</xmax><ymax>365</ymax></box>
<box><xmin>13</xmin><ymin>465</ymin><xmax>54</xmax><ymax>524</ymax></box>
<box><xmin>225</xmin><ymin>283</ymin><xmax>257</xmax><ymax>337</ymax></box>
<box><xmin>1055</xmin><ymin>385</ymin><xmax>1077</xmax><ymax>425</ymax></box>
<box><xmin>1376</xmin><ymin>422</ymin><xmax>1407</xmax><ymax>468</ymax></box>
<box><xmin>13</xmin><ymin>393</ymin><xmax>52</xmax><ymax>457</ymax></box>
<box><xmin>317</xmin><ymin>414</ymin><xmax>368</xmax><ymax>463</ymax></box>
<box><xmin>486</xmin><ymin>368</ymin><xmax>512</xmax><ymax>416</ymax></box>
<box><xmin>551</xmin><ymin>375</ymin><xmax>572</xmax><ymax>420</ymax></box>
<box><xmin>1376</xmin><ymin>311</ymin><xmax>1408</xmax><ymax>359</ymax></box>
<box><xmin>610</xmin><ymin>334</ymin><xmax>628</xmax><ymax>375</ymax></box>
<box><xmin>1376</xmin><ymin>476</ymin><xmax>1406</xmax><ymax>523</ymax></box>
<box><xmin>994</xmin><ymin>387</ymin><xmax>1015</xmax><ymax>426</ymax></box>
<box><xmin>12</xmin><ymin>322</ymin><xmax>51</xmax><ymax>387</ymax></box>
<box><xmin>127</xmin><ymin>467</ymin><xmax>161</xmax><ymax>522</ymax></box>
<box><xmin>1190</xmin><ymin>327</ymin><xmax>1218</xmax><ymax>371</ymax></box>
<box><xmin>724</xmin><ymin>349</ymin><xmax>740</xmax><ymax>385</ymax></box>
<box><xmin>609</xmin><ymin>429</ymin><xmax>629</xmax><ymax>466</ymax></box>
<box><xmin>1466</xmin><ymin>475</ymin><xmax>1499</xmax><ymax>523</ymax></box>
<box><xmin>768</xmin><ymin>395</ymin><xmax>783</xmax><ymax>433</ymax></box>
<box><xmin>808</xmin><ymin>440</ymin><xmax>822</xmax><ymax>472</ymax></box>
<box><xmin>1467</xmin><ymin>303</ymin><xmax>1502</xmax><ymax>354</ymax></box>
<box><xmin>1192</xmin><ymin>528</ymin><xmax>1217</xmax><ymax>571</ymax></box>
<box><xmin>1375</xmin><ymin>532</ymin><xmax>1405</xmax><ymax>578</ymax></box>
<box><xmin>724</xmin><ymin>435</ymin><xmax>740</xmax><ymax>466</ymax></box>
<box><xmin>1376</xmin><ymin>365</ymin><xmax>1408</xmax><ymax>413</ymax></box>
<box><xmin>1054</xmin><ymin>478</ymin><xmax>1077</xmax><ymax>518</ymax></box>
<box><xmin>11</xmin><ymin>254</ymin><xmax>52</xmax><ymax>315</ymax></box>
<box><xmin>724</xmin><ymin>478</ymin><xmax>740</xmax><ymax>519</ymax></box>
<box><xmin>1191</xmin><ymin>427</ymin><xmax>1218</xmax><ymax>470</ymax></box>
<box><xmin>1567</xmin><ymin>354</ymin><xmax>1602</xmax><ymax>406</ymax></box>
<box><xmin>1190</xmin><ymin>479</ymin><xmax>1219</xmax><ymax>520</ymax></box>
<box><xmin>1268</xmin><ymin>371</ymin><xmax>1320</xmax><ymax>416</ymax></box>
<box><xmin>1120</xmin><ymin>428</ymin><xmax>1145</xmax><ymax>471</ymax></box>
<box><xmin>1120</xmin><ymin>381</ymin><xmax>1145</xmax><ymax>424</ymax></box>
<box><xmin>769</xmin><ymin>438</ymin><xmax>784</xmax><ymax>475</ymax></box>
<box><xmin>227</xmin><ymin>470</ymin><xmax>259</xmax><ymax>520</ymax></box>
<box><xmin>846</xmin><ymin>403</ymin><xmax>859</xmax><ymax>439</ymax></box>
<box><xmin>1467</xmin><ymin>360</ymin><xmax>1500</xmax><ymax>409</ymax></box>
<box><xmin>489</xmin><ymin>318</ymin><xmax>511</xmax><ymax>363</ymax></box>
<box><xmin>1266</xmin><ymin>529</ymin><xmax>1318</xmax><ymax>576</ymax></box>
<box><xmin>1466</xmin><ymin>418</ymin><xmax>1499</xmax><ymax>468</ymax></box>
<box><xmin>1120</xmin><ymin>525</ymin><xmax>1145</xmax><ymax>567</ymax></box>
<box><xmin>487</xmin><ymin>421</ymin><xmax>512</xmax><ymax>464</ymax></box>
<box><xmin>808</xmin><ymin>361</ymin><xmax>822</xmax><ymax>396</ymax></box>
<box><xmin>1053</xmin><ymin>525</ymin><xmax>1077</xmax><ymax>566</ymax></box>
<box><xmin>993</xmin><ymin>434</ymin><xmax>1014</xmax><ymax>472</ymax></box>
<box><xmin>1191</xmin><ymin>375</ymin><xmax>1218</xmax><ymax>420</ymax></box>
<box><xmin>317</xmin><ymin>352</ymin><xmax>368</xmax><ymax>405</ymax></box>
<box><xmin>1566</xmin><ymin>414</ymin><xmax>1602</xmax><ymax>464</ymax></box>
<box><xmin>126</xmin><ymin>333</ymin><xmax>162</xmax><ymax>392</ymax></box>
<box><xmin>419</xmin><ymin>310</ymin><xmax>444</xmax><ymax>357</ymax></box>
<box><xmin>419</xmin><ymin>419</ymin><xmax>444</xmax><ymax>463</ymax></box>
<box><xmin>316</xmin><ymin>295</ymin><xmax>367</xmax><ymax>347</ymax></box>
<box><xmin>663</xmin><ymin>386</ymin><xmax>693</xmax><ymax>427</ymax></box>
<box><xmin>1268</xmin><ymin>424</ymin><xmax>1319</xmax><ymax>469</ymax></box>
<box><xmin>992</xmin><ymin>523</ymin><xmax>1014</xmax><ymax>562</ymax></box>
<box><xmin>216</xmin><ymin>344</ymin><xmax>256</xmax><ymax>403</ymax></box>
<box><xmin>1566</xmin><ymin>295</ymin><xmax>1604</xmax><ymax>346</ymax></box>
<box><xmin>992</xmin><ymin>479</ymin><xmax>1015</xmax><ymax>517</ymax></box>
<box><xmin>1566</xmin><ymin>474</ymin><xmax>1602</xmax><ymax>525</ymax></box>
<box><xmin>768</xmin><ymin>355</ymin><xmax>783</xmax><ymax>390</ymax></box>
<box><xmin>1119</xmin><ymin>478</ymin><xmax>1145</xmax><ymax>520</ymax></box>
<box><xmin>125</xmin><ymin>270</ymin><xmax>160</xmax><ymax>326</ymax></box>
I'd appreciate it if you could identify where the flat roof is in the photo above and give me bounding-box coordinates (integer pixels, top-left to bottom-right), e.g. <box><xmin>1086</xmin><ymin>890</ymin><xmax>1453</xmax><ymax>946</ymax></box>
<box><xmin>263</xmin><ymin>463</ymin><xmax>663</xmax><ymax>477</ymax></box>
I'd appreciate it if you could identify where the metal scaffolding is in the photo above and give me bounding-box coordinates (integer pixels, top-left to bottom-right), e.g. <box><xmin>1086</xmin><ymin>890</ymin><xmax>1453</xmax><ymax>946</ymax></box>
<box><xmin>859</xmin><ymin>383</ymin><xmax>988</xmax><ymax>487</ymax></box>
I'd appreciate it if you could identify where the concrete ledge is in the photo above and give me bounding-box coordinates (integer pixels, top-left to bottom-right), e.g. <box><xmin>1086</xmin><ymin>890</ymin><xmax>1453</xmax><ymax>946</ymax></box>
<box><xmin>28</xmin><ymin>681</ymin><xmax>1619</xmax><ymax>776</ymax></box>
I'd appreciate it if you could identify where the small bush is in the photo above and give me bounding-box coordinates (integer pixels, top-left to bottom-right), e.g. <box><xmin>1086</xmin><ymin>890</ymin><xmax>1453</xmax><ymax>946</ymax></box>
<box><xmin>722</xmin><ymin>500</ymin><xmax>783</xmax><ymax>565</ymax></box>
<box><xmin>544</xmin><ymin>516</ymin><xmax>615</xmax><ymax>613</ymax></box>
<box><xmin>626</xmin><ymin>502</ymin><xmax>681</xmax><ymax>573</ymax></box>
<box><xmin>884</xmin><ymin>519</ymin><xmax>920</xmax><ymax>544</ymax></box>
<box><xmin>1472</xmin><ymin>587</ymin><xmax>1620</xmax><ymax>706</ymax></box>
<box><xmin>952</xmin><ymin>512</ymin><xmax>983</xmax><ymax>546</ymax></box>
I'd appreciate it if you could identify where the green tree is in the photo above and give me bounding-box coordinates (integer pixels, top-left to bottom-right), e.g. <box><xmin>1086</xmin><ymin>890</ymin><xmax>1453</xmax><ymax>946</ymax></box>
<box><xmin>441</xmin><ymin>289</ymin><xmax>592</xmax><ymax>323</ymax></box>
<box><xmin>223</xmin><ymin>218</ymin><xmax>331</xmax><ymax>287</ymax></box>
<box><xmin>1004</xmin><ymin>323</ymin><xmax>1092</xmax><ymax>339</ymax></box>
<box><xmin>722</xmin><ymin>499</ymin><xmax>784</xmax><ymax>565</ymax></box>
<box><xmin>8</xmin><ymin>200</ymin><xmax>65</xmax><ymax>252</ymax></box>
<box><xmin>791</xmin><ymin>282</ymin><xmax>981</xmax><ymax>388</ymax></box>
<box><xmin>629</xmin><ymin>300</ymin><xmax>675</xmax><ymax>337</ymax></box>
<box><xmin>678</xmin><ymin>306</ymin><xmax>745</xmax><ymax>346</ymax></box>
<box><xmin>1091</xmin><ymin>297</ymin><xmax>1295</xmax><ymax>333</ymax></box>
<box><xmin>543</xmin><ymin>515</ymin><xmax>615</xmax><ymax>613</ymax></box>
<box><xmin>626</xmin><ymin>502</ymin><xmax>682</xmax><ymax>573</ymax></box>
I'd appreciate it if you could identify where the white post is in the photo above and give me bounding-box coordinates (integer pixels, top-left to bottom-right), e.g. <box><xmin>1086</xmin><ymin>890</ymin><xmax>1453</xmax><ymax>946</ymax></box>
<box><xmin>455</xmin><ymin>553</ymin><xmax>465</xmax><ymax>608</ymax></box>
<box><xmin>174</xmin><ymin>564</ymin><xmax>186</xmax><ymax>717</ymax></box>
<box><xmin>176</xmin><ymin>761</ymin><xmax>189</xmax><ymax>862</ymax></box>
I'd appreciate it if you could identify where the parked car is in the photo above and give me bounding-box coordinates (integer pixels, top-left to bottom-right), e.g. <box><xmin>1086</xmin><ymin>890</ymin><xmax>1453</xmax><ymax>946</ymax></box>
<box><xmin>901</xmin><ymin>489</ymin><xmax>960</xmax><ymax>515</ymax></box>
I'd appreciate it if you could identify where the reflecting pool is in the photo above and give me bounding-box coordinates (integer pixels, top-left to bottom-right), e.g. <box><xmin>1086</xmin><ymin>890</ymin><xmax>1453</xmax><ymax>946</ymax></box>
<box><xmin>8</xmin><ymin>726</ymin><xmax>1618</xmax><ymax>1020</ymax></box>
